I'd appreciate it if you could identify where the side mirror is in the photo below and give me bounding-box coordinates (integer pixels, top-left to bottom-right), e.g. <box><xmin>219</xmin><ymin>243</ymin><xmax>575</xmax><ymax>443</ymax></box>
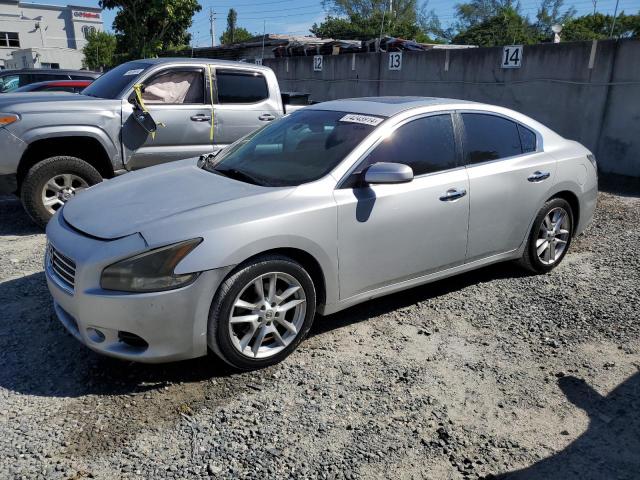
<box><xmin>132</xmin><ymin>106</ymin><xmax>157</xmax><ymax>134</ymax></box>
<box><xmin>364</xmin><ymin>162</ymin><xmax>413</xmax><ymax>185</ymax></box>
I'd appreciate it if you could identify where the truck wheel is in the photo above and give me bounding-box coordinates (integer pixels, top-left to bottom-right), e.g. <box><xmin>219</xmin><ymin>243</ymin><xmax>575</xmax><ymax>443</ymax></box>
<box><xmin>20</xmin><ymin>156</ymin><xmax>103</xmax><ymax>228</ymax></box>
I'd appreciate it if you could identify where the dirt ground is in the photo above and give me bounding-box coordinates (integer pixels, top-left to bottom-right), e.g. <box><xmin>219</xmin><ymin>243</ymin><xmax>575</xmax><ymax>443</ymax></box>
<box><xmin>0</xmin><ymin>185</ymin><xmax>639</xmax><ymax>480</ymax></box>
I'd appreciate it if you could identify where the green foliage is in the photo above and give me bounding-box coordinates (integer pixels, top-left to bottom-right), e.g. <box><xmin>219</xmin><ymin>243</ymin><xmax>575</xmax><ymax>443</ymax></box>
<box><xmin>99</xmin><ymin>0</ymin><xmax>201</xmax><ymax>59</ymax></box>
<box><xmin>219</xmin><ymin>8</ymin><xmax>254</xmax><ymax>45</ymax></box>
<box><xmin>562</xmin><ymin>12</ymin><xmax>640</xmax><ymax>41</ymax></box>
<box><xmin>534</xmin><ymin>0</ymin><xmax>575</xmax><ymax>38</ymax></box>
<box><xmin>220</xmin><ymin>27</ymin><xmax>254</xmax><ymax>45</ymax></box>
<box><xmin>452</xmin><ymin>6</ymin><xmax>539</xmax><ymax>46</ymax></box>
<box><xmin>83</xmin><ymin>31</ymin><xmax>117</xmax><ymax>70</ymax></box>
<box><xmin>312</xmin><ymin>0</ymin><xmax>435</xmax><ymax>41</ymax></box>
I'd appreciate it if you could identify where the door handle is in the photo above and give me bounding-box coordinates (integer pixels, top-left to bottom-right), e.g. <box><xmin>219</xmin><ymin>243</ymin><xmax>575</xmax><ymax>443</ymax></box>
<box><xmin>527</xmin><ymin>171</ymin><xmax>551</xmax><ymax>182</ymax></box>
<box><xmin>191</xmin><ymin>114</ymin><xmax>211</xmax><ymax>122</ymax></box>
<box><xmin>258</xmin><ymin>113</ymin><xmax>276</xmax><ymax>122</ymax></box>
<box><xmin>439</xmin><ymin>188</ymin><xmax>467</xmax><ymax>202</ymax></box>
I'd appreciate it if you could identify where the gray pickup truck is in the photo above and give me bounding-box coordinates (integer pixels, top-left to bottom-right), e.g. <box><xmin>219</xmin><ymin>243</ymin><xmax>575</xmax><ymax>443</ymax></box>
<box><xmin>0</xmin><ymin>58</ymin><xmax>303</xmax><ymax>226</ymax></box>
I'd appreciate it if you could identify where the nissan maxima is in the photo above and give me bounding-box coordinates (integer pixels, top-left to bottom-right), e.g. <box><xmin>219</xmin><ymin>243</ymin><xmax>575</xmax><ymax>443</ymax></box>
<box><xmin>45</xmin><ymin>97</ymin><xmax>597</xmax><ymax>370</ymax></box>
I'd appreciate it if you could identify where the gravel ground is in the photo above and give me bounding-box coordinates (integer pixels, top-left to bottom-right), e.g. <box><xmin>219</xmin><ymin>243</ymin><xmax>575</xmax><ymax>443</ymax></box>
<box><xmin>0</xmin><ymin>186</ymin><xmax>639</xmax><ymax>480</ymax></box>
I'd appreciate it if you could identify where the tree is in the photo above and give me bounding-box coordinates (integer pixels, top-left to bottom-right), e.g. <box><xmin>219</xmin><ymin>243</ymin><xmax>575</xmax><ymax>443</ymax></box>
<box><xmin>83</xmin><ymin>31</ymin><xmax>117</xmax><ymax>70</ymax></box>
<box><xmin>312</xmin><ymin>0</ymin><xmax>433</xmax><ymax>41</ymax></box>
<box><xmin>534</xmin><ymin>0</ymin><xmax>576</xmax><ymax>40</ymax></box>
<box><xmin>219</xmin><ymin>8</ymin><xmax>254</xmax><ymax>44</ymax></box>
<box><xmin>220</xmin><ymin>27</ymin><xmax>254</xmax><ymax>45</ymax></box>
<box><xmin>561</xmin><ymin>12</ymin><xmax>640</xmax><ymax>41</ymax></box>
<box><xmin>452</xmin><ymin>6</ymin><xmax>539</xmax><ymax>46</ymax></box>
<box><xmin>453</xmin><ymin>0</ymin><xmax>522</xmax><ymax>30</ymax></box>
<box><xmin>99</xmin><ymin>0</ymin><xmax>201</xmax><ymax>59</ymax></box>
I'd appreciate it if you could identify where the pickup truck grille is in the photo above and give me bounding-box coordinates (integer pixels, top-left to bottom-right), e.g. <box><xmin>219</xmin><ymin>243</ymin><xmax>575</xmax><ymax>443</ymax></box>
<box><xmin>47</xmin><ymin>243</ymin><xmax>76</xmax><ymax>291</ymax></box>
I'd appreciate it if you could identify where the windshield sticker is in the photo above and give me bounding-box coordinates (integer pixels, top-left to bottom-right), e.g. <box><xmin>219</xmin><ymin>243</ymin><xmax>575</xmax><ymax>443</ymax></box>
<box><xmin>339</xmin><ymin>114</ymin><xmax>384</xmax><ymax>126</ymax></box>
<box><xmin>124</xmin><ymin>69</ymin><xmax>144</xmax><ymax>76</ymax></box>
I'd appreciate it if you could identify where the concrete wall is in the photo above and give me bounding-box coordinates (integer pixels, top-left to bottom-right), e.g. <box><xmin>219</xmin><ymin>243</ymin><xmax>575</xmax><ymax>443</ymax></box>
<box><xmin>265</xmin><ymin>39</ymin><xmax>640</xmax><ymax>177</ymax></box>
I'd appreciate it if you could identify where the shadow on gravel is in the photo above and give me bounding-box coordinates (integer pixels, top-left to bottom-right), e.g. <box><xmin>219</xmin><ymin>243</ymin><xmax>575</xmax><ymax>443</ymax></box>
<box><xmin>0</xmin><ymin>261</ymin><xmax>529</xmax><ymax>398</ymax></box>
<box><xmin>0</xmin><ymin>272</ymin><xmax>236</xmax><ymax>399</ymax></box>
<box><xmin>0</xmin><ymin>195</ymin><xmax>42</xmax><ymax>236</ymax></box>
<box><xmin>493</xmin><ymin>372</ymin><xmax>640</xmax><ymax>480</ymax></box>
<box><xmin>598</xmin><ymin>173</ymin><xmax>640</xmax><ymax>198</ymax></box>
<box><xmin>311</xmin><ymin>261</ymin><xmax>530</xmax><ymax>338</ymax></box>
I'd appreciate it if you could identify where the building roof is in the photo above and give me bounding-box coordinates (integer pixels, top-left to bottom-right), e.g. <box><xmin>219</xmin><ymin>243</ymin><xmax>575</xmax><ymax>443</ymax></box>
<box><xmin>309</xmin><ymin>96</ymin><xmax>477</xmax><ymax>117</ymax></box>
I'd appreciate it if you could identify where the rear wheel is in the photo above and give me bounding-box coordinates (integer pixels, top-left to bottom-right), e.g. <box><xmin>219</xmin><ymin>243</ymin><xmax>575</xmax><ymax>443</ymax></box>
<box><xmin>20</xmin><ymin>156</ymin><xmax>103</xmax><ymax>228</ymax></box>
<box><xmin>208</xmin><ymin>255</ymin><xmax>316</xmax><ymax>371</ymax></box>
<box><xmin>520</xmin><ymin>198</ymin><xmax>573</xmax><ymax>273</ymax></box>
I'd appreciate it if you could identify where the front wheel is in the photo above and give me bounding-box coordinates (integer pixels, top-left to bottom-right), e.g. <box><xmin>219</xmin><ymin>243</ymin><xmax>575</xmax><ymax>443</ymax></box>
<box><xmin>20</xmin><ymin>156</ymin><xmax>103</xmax><ymax>228</ymax></box>
<box><xmin>520</xmin><ymin>198</ymin><xmax>574</xmax><ymax>273</ymax></box>
<box><xmin>208</xmin><ymin>255</ymin><xmax>317</xmax><ymax>371</ymax></box>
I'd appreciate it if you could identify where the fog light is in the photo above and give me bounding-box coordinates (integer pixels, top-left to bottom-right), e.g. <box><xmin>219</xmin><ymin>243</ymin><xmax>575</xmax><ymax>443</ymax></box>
<box><xmin>87</xmin><ymin>327</ymin><xmax>105</xmax><ymax>343</ymax></box>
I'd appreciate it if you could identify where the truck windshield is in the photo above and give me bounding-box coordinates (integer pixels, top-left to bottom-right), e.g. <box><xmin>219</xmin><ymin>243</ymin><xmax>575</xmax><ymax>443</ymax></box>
<box><xmin>81</xmin><ymin>62</ymin><xmax>150</xmax><ymax>99</ymax></box>
<box><xmin>205</xmin><ymin>109</ymin><xmax>384</xmax><ymax>187</ymax></box>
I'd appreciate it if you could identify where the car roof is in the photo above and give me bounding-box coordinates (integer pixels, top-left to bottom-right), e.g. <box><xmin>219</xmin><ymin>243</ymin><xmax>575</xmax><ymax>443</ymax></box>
<box><xmin>135</xmin><ymin>57</ymin><xmax>274</xmax><ymax>73</ymax></box>
<box><xmin>308</xmin><ymin>96</ymin><xmax>479</xmax><ymax>117</ymax></box>
<box><xmin>0</xmin><ymin>69</ymin><xmax>100</xmax><ymax>77</ymax></box>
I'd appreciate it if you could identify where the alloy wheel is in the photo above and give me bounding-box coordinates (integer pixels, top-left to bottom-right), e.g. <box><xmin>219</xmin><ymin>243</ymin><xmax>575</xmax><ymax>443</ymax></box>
<box><xmin>228</xmin><ymin>272</ymin><xmax>307</xmax><ymax>359</ymax></box>
<box><xmin>536</xmin><ymin>207</ymin><xmax>571</xmax><ymax>265</ymax></box>
<box><xmin>41</xmin><ymin>173</ymin><xmax>89</xmax><ymax>215</ymax></box>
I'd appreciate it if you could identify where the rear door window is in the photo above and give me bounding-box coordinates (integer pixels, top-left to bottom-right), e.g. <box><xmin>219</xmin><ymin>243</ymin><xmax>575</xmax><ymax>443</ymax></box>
<box><xmin>462</xmin><ymin>113</ymin><xmax>522</xmax><ymax>164</ymax></box>
<box><xmin>518</xmin><ymin>124</ymin><xmax>537</xmax><ymax>153</ymax></box>
<box><xmin>359</xmin><ymin>114</ymin><xmax>458</xmax><ymax>176</ymax></box>
<box><xmin>216</xmin><ymin>69</ymin><xmax>269</xmax><ymax>104</ymax></box>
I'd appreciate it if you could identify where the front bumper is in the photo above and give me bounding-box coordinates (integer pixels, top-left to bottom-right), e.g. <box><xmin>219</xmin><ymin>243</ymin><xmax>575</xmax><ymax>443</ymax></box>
<box><xmin>45</xmin><ymin>212</ymin><xmax>230</xmax><ymax>363</ymax></box>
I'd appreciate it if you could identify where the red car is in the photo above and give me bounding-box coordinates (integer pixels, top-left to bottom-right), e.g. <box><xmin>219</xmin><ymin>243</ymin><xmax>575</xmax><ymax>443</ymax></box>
<box><xmin>12</xmin><ymin>79</ymin><xmax>94</xmax><ymax>93</ymax></box>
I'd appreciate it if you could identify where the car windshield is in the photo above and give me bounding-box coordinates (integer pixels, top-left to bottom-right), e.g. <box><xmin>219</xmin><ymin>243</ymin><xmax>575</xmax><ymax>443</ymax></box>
<box><xmin>205</xmin><ymin>109</ymin><xmax>384</xmax><ymax>187</ymax></box>
<box><xmin>81</xmin><ymin>62</ymin><xmax>150</xmax><ymax>99</ymax></box>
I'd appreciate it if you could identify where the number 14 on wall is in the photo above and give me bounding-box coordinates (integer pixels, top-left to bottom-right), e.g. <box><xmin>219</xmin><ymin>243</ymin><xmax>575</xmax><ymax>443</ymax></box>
<box><xmin>502</xmin><ymin>45</ymin><xmax>523</xmax><ymax>68</ymax></box>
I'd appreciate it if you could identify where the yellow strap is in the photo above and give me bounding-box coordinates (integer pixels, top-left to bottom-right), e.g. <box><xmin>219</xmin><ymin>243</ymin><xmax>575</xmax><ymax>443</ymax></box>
<box><xmin>133</xmin><ymin>83</ymin><xmax>148</xmax><ymax>113</ymax></box>
<box><xmin>207</xmin><ymin>64</ymin><xmax>215</xmax><ymax>142</ymax></box>
<box><xmin>132</xmin><ymin>83</ymin><xmax>165</xmax><ymax>140</ymax></box>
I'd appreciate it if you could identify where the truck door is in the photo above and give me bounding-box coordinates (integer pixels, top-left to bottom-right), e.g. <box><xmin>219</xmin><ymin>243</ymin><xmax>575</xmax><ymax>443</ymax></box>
<box><xmin>212</xmin><ymin>68</ymin><xmax>281</xmax><ymax>150</ymax></box>
<box><xmin>121</xmin><ymin>65</ymin><xmax>214</xmax><ymax>170</ymax></box>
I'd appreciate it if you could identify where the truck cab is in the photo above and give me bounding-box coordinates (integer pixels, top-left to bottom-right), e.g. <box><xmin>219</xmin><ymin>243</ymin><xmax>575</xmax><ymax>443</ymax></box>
<box><xmin>0</xmin><ymin>58</ymin><xmax>304</xmax><ymax>227</ymax></box>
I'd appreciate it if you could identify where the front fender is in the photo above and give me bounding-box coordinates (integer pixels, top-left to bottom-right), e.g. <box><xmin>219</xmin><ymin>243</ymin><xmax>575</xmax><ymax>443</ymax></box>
<box><xmin>20</xmin><ymin>126</ymin><xmax>122</xmax><ymax>169</ymax></box>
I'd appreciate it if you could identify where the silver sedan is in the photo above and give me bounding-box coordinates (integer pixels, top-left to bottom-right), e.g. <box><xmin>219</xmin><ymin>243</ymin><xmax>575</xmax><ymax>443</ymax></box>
<box><xmin>45</xmin><ymin>97</ymin><xmax>598</xmax><ymax>370</ymax></box>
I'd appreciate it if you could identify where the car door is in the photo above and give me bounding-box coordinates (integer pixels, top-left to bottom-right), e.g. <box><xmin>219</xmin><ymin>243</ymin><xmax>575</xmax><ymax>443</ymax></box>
<box><xmin>333</xmin><ymin>113</ymin><xmax>470</xmax><ymax>300</ymax></box>
<box><xmin>213</xmin><ymin>68</ymin><xmax>281</xmax><ymax>149</ymax></box>
<box><xmin>460</xmin><ymin>112</ymin><xmax>558</xmax><ymax>262</ymax></box>
<box><xmin>121</xmin><ymin>65</ymin><xmax>214</xmax><ymax>170</ymax></box>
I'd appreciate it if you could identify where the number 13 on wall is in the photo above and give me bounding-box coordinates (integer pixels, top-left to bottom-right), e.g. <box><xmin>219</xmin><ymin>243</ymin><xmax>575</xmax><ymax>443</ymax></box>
<box><xmin>388</xmin><ymin>52</ymin><xmax>402</xmax><ymax>71</ymax></box>
<box><xmin>502</xmin><ymin>45</ymin><xmax>523</xmax><ymax>68</ymax></box>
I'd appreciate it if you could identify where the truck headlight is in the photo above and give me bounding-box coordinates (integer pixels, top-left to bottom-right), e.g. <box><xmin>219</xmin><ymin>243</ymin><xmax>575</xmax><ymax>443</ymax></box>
<box><xmin>101</xmin><ymin>239</ymin><xmax>202</xmax><ymax>292</ymax></box>
<box><xmin>0</xmin><ymin>113</ymin><xmax>19</xmax><ymax>127</ymax></box>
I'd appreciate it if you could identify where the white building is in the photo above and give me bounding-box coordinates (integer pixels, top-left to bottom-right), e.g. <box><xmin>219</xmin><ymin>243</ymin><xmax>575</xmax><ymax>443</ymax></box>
<box><xmin>0</xmin><ymin>1</ymin><xmax>103</xmax><ymax>70</ymax></box>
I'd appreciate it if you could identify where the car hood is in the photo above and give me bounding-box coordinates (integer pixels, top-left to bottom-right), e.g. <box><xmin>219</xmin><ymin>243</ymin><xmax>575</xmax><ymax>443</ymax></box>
<box><xmin>0</xmin><ymin>93</ymin><xmax>120</xmax><ymax>113</ymax></box>
<box><xmin>62</xmin><ymin>159</ymin><xmax>290</xmax><ymax>241</ymax></box>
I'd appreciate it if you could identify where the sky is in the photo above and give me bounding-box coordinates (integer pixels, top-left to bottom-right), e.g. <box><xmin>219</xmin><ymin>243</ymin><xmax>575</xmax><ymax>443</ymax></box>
<box><xmin>22</xmin><ymin>0</ymin><xmax>640</xmax><ymax>47</ymax></box>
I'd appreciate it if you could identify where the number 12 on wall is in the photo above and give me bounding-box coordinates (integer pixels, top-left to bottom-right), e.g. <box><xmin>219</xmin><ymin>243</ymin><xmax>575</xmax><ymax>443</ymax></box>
<box><xmin>313</xmin><ymin>55</ymin><xmax>323</xmax><ymax>72</ymax></box>
<box><xmin>502</xmin><ymin>45</ymin><xmax>523</xmax><ymax>68</ymax></box>
<box><xmin>388</xmin><ymin>52</ymin><xmax>402</xmax><ymax>71</ymax></box>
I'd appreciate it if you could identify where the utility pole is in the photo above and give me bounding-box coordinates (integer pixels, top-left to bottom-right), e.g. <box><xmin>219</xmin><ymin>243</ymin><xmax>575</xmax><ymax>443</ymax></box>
<box><xmin>210</xmin><ymin>7</ymin><xmax>216</xmax><ymax>47</ymax></box>
<box><xmin>609</xmin><ymin>0</ymin><xmax>620</xmax><ymax>38</ymax></box>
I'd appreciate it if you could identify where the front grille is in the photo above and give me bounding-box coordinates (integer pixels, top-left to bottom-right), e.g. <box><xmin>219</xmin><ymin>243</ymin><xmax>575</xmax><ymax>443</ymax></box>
<box><xmin>47</xmin><ymin>243</ymin><xmax>76</xmax><ymax>291</ymax></box>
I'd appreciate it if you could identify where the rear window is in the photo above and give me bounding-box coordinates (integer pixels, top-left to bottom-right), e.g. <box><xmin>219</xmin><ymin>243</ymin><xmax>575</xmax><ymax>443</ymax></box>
<box><xmin>462</xmin><ymin>113</ymin><xmax>523</xmax><ymax>164</ymax></box>
<box><xmin>216</xmin><ymin>69</ymin><xmax>268</xmax><ymax>104</ymax></box>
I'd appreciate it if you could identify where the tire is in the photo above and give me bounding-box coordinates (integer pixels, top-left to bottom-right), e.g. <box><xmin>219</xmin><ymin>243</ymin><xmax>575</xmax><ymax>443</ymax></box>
<box><xmin>519</xmin><ymin>197</ymin><xmax>574</xmax><ymax>274</ymax></box>
<box><xmin>20</xmin><ymin>156</ymin><xmax>103</xmax><ymax>228</ymax></box>
<box><xmin>208</xmin><ymin>254</ymin><xmax>317</xmax><ymax>371</ymax></box>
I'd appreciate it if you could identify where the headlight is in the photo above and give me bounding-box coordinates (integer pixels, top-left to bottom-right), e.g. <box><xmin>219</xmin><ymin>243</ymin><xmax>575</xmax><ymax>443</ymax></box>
<box><xmin>101</xmin><ymin>238</ymin><xmax>202</xmax><ymax>292</ymax></box>
<box><xmin>0</xmin><ymin>113</ymin><xmax>19</xmax><ymax>127</ymax></box>
<box><xmin>587</xmin><ymin>153</ymin><xmax>597</xmax><ymax>171</ymax></box>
